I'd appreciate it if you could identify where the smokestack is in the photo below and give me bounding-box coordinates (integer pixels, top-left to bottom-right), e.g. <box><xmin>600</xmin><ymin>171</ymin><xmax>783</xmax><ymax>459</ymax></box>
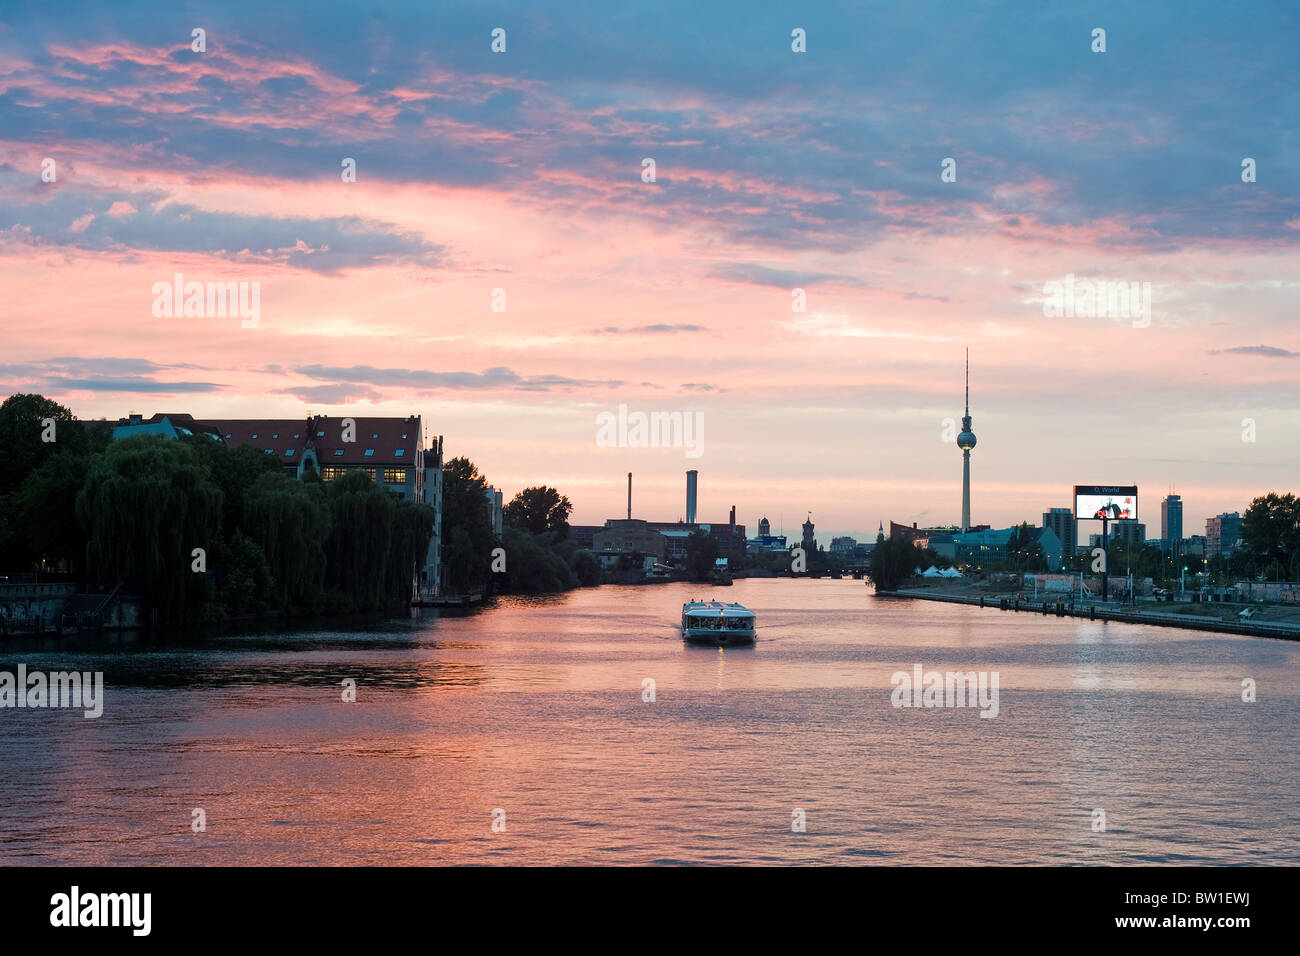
<box><xmin>686</xmin><ymin>470</ymin><xmax>698</xmax><ymax>524</ymax></box>
<box><xmin>627</xmin><ymin>472</ymin><xmax>632</xmax><ymax>520</ymax></box>
<box><xmin>729</xmin><ymin>505</ymin><xmax>735</xmax><ymax>528</ymax></box>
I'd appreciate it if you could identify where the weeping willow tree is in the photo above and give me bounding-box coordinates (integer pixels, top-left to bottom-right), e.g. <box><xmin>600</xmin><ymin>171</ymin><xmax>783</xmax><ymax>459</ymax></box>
<box><xmin>76</xmin><ymin>435</ymin><xmax>223</xmax><ymax>624</ymax></box>
<box><xmin>323</xmin><ymin>470</ymin><xmax>396</xmax><ymax>611</ymax></box>
<box><xmin>244</xmin><ymin>472</ymin><xmax>330</xmax><ymax>610</ymax></box>
<box><xmin>385</xmin><ymin>498</ymin><xmax>437</xmax><ymax>606</ymax></box>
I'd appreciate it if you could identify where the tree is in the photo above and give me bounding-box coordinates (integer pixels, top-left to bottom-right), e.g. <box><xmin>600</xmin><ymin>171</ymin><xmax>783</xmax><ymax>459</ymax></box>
<box><xmin>1241</xmin><ymin>493</ymin><xmax>1300</xmax><ymax>572</ymax></box>
<box><xmin>385</xmin><ymin>498</ymin><xmax>438</xmax><ymax>606</ymax></box>
<box><xmin>222</xmin><ymin>530</ymin><xmax>274</xmax><ymax>616</ymax></box>
<box><xmin>504</xmin><ymin>486</ymin><xmax>572</xmax><ymax>536</ymax></box>
<box><xmin>869</xmin><ymin>536</ymin><xmax>920</xmax><ymax>591</ymax></box>
<box><xmin>9</xmin><ymin>450</ymin><xmax>92</xmax><ymax>573</ymax></box>
<box><xmin>243</xmin><ymin>472</ymin><xmax>330</xmax><ymax>610</ymax></box>
<box><xmin>322</xmin><ymin>469</ymin><xmax>395</xmax><ymax>610</ymax></box>
<box><xmin>0</xmin><ymin>394</ymin><xmax>86</xmax><ymax>497</ymax></box>
<box><xmin>497</xmin><ymin>525</ymin><xmax>575</xmax><ymax>592</ymax></box>
<box><xmin>685</xmin><ymin>529</ymin><xmax>718</xmax><ymax>582</ymax></box>
<box><xmin>441</xmin><ymin>457</ymin><xmax>493</xmax><ymax>596</ymax></box>
<box><xmin>182</xmin><ymin>435</ymin><xmax>282</xmax><ymax>538</ymax></box>
<box><xmin>76</xmin><ymin>435</ymin><xmax>223</xmax><ymax>624</ymax></box>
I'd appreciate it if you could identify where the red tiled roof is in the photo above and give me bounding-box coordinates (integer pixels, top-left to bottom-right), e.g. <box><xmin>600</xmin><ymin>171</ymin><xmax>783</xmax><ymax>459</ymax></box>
<box><xmin>208</xmin><ymin>416</ymin><xmax>422</xmax><ymax>465</ymax></box>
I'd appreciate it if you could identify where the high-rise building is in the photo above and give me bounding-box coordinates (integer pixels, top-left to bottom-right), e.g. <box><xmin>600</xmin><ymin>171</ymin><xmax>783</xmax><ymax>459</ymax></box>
<box><xmin>685</xmin><ymin>470</ymin><xmax>698</xmax><ymax>524</ymax></box>
<box><xmin>1206</xmin><ymin>513</ymin><xmax>1242</xmax><ymax>560</ymax></box>
<box><xmin>957</xmin><ymin>349</ymin><xmax>977</xmax><ymax>532</ymax></box>
<box><xmin>1042</xmin><ymin>507</ymin><xmax>1077</xmax><ymax>560</ymax></box>
<box><xmin>1161</xmin><ymin>494</ymin><xmax>1183</xmax><ymax>558</ymax></box>
<box><xmin>1108</xmin><ymin>519</ymin><xmax>1146</xmax><ymax>546</ymax></box>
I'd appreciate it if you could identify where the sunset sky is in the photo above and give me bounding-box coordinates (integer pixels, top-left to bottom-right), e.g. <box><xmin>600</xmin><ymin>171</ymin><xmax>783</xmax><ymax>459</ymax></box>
<box><xmin>2</xmin><ymin>1</ymin><xmax>1298</xmax><ymax>542</ymax></box>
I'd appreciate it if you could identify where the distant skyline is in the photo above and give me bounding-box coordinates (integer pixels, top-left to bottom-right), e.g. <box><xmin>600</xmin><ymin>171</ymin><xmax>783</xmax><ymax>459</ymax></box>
<box><xmin>2</xmin><ymin>1</ymin><xmax>1297</xmax><ymax>534</ymax></box>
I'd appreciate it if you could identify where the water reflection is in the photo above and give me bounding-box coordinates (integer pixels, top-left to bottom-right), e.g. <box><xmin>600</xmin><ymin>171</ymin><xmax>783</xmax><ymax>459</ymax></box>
<box><xmin>1</xmin><ymin>578</ymin><xmax>1296</xmax><ymax>865</ymax></box>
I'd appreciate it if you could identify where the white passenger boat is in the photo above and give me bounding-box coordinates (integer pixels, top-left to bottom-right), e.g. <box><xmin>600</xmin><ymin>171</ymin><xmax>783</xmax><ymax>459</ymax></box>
<box><xmin>681</xmin><ymin>600</ymin><xmax>756</xmax><ymax>646</ymax></box>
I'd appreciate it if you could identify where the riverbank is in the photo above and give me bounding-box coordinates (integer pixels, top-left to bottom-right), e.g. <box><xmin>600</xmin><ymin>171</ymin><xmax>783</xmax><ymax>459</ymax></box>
<box><xmin>883</xmin><ymin>582</ymin><xmax>1300</xmax><ymax>641</ymax></box>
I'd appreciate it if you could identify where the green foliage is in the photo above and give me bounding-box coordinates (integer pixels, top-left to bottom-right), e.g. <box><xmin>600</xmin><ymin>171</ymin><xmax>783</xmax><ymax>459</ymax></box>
<box><xmin>0</xmin><ymin>394</ymin><xmax>86</xmax><ymax>497</ymax></box>
<box><xmin>76</xmin><ymin>435</ymin><xmax>224</xmax><ymax>623</ymax></box>
<box><xmin>442</xmin><ymin>457</ymin><xmax>493</xmax><ymax>596</ymax></box>
<box><xmin>685</xmin><ymin>529</ymin><xmax>718</xmax><ymax>582</ymax></box>
<box><xmin>503</xmin><ymin>486</ymin><xmax>572</xmax><ymax>536</ymax></box>
<box><xmin>385</xmin><ymin>498</ymin><xmax>438</xmax><ymax>606</ymax></box>
<box><xmin>496</xmin><ymin>526</ymin><xmax>573</xmax><ymax>592</ymax></box>
<box><xmin>181</xmin><ymin>435</ymin><xmax>282</xmax><ymax>537</ymax></box>
<box><xmin>869</xmin><ymin>536</ymin><xmax>920</xmax><ymax>591</ymax></box>
<box><xmin>223</xmin><ymin>530</ymin><xmax>274</xmax><ymax>615</ymax></box>
<box><xmin>8</xmin><ymin>451</ymin><xmax>91</xmax><ymax>573</ymax></box>
<box><xmin>567</xmin><ymin>546</ymin><xmax>601</xmax><ymax>587</ymax></box>
<box><xmin>1241</xmin><ymin>493</ymin><xmax>1300</xmax><ymax>570</ymax></box>
<box><xmin>323</xmin><ymin>469</ymin><xmax>395</xmax><ymax>610</ymax></box>
<box><xmin>243</xmin><ymin>472</ymin><xmax>329</xmax><ymax>610</ymax></box>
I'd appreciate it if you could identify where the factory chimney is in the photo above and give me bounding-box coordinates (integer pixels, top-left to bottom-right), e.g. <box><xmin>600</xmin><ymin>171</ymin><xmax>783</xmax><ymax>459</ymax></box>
<box><xmin>627</xmin><ymin>472</ymin><xmax>632</xmax><ymax>520</ymax></box>
<box><xmin>686</xmin><ymin>470</ymin><xmax>698</xmax><ymax>524</ymax></box>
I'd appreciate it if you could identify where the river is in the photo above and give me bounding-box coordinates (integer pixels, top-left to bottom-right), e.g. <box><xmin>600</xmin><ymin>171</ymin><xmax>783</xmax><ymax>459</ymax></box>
<box><xmin>2</xmin><ymin>578</ymin><xmax>1296</xmax><ymax>864</ymax></box>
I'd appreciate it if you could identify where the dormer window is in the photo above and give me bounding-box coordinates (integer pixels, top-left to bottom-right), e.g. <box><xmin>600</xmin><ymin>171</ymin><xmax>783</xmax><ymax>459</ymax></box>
<box><xmin>364</xmin><ymin>449</ymin><xmax>375</xmax><ymax>457</ymax></box>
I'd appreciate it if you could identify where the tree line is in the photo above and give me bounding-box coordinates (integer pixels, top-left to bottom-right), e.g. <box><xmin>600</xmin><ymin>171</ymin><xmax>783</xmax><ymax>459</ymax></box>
<box><xmin>0</xmin><ymin>393</ymin><xmax>597</xmax><ymax>629</ymax></box>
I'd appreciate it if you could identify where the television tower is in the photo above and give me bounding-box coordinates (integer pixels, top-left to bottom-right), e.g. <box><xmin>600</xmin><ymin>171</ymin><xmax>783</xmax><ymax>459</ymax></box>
<box><xmin>958</xmin><ymin>349</ymin><xmax>977</xmax><ymax>532</ymax></box>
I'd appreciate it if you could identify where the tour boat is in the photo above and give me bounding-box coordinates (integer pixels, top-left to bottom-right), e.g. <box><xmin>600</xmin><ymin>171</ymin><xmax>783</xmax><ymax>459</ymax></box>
<box><xmin>681</xmin><ymin>600</ymin><xmax>756</xmax><ymax>646</ymax></box>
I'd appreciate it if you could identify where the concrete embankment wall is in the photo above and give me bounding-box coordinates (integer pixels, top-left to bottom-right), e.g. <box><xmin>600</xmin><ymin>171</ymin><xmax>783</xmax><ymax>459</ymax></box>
<box><xmin>1</xmin><ymin>583</ymin><xmax>141</xmax><ymax>634</ymax></box>
<box><xmin>887</xmin><ymin>589</ymin><xmax>1300</xmax><ymax>642</ymax></box>
<box><xmin>0</xmin><ymin>583</ymin><xmax>76</xmax><ymax>630</ymax></box>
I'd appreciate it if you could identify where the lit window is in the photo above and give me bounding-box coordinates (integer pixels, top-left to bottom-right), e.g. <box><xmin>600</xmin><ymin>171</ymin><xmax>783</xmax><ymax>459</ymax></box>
<box><xmin>364</xmin><ymin>449</ymin><xmax>375</xmax><ymax>457</ymax></box>
<box><xmin>321</xmin><ymin>466</ymin><xmax>346</xmax><ymax>482</ymax></box>
<box><xmin>384</xmin><ymin>467</ymin><xmax>408</xmax><ymax>484</ymax></box>
<box><xmin>364</xmin><ymin>467</ymin><xmax>377</xmax><ymax>481</ymax></box>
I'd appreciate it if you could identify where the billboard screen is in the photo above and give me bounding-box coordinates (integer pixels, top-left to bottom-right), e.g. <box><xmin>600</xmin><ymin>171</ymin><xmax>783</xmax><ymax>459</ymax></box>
<box><xmin>1074</xmin><ymin>485</ymin><xmax>1138</xmax><ymax>521</ymax></box>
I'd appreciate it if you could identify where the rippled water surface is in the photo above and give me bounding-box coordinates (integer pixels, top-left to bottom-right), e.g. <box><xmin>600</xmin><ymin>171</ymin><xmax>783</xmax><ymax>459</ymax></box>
<box><xmin>2</xmin><ymin>579</ymin><xmax>1297</xmax><ymax>865</ymax></box>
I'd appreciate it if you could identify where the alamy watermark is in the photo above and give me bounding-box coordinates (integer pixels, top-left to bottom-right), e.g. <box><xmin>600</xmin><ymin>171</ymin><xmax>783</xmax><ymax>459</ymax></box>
<box><xmin>1042</xmin><ymin>273</ymin><xmax>1150</xmax><ymax>328</ymax></box>
<box><xmin>151</xmin><ymin>273</ymin><xmax>260</xmax><ymax>328</ymax></box>
<box><xmin>1</xmin><ymin>664</ymin><xmax>103</xmax><ymax>718</ymax></box>
<box><xmin>596</xmin><ymin>404</ymin><xmax>703</xmax><ymax>459</ymax></box>
<box><xmin>890</xmin><ymin>664</ymin><xmax>999</xmax><ymax>718</ymax></box>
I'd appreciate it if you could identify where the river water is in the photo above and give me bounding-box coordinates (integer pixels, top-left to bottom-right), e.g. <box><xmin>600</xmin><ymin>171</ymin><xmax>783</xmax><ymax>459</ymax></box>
<box><xmin>2</xmin><ymin>578</ymin><xmax>1296</xmax><ymax>865</ymax></box>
